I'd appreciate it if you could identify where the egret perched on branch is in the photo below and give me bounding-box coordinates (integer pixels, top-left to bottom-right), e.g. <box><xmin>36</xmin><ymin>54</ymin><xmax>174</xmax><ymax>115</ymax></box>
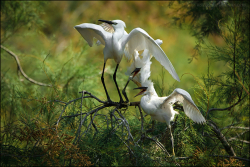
<box><xmin>134</xmin><ymin>79</ymin><xmax>206</xmax><ymax>156</ymax></box>
<box><xmin>74</xmin><ymin>19</ymin><xmax>180</xmax><ymax>104</ymax></box>
<box><xmin>122</xmin><ymin>39</ymin><xmax>163</xmax><ymax>102</ymax></box>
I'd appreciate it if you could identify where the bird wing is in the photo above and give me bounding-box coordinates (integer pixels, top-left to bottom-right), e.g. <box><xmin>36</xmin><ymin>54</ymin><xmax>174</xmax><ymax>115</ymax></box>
<box><xmin>162</xmin><ymin>88</ymin><xmax>206</xmax><ymax>124</ymax></box>
<box><xmin>96</xmin><ymin>23</ymin><xmax>115</xmax><ymax>46</ymax></box>
<box><xmin>122</xmin><ymin>28</ymin><xmax>180</xmax><ymax>82</ymax></box>
<box><xmin>99</xmin><ymin>22</ymin><xmax>115</xmax><ymax>34</ymax></box>
<box><xmin>123</xmin><ymin>31</ymin><xmax>133</xmax><ymax>61</ymax></box>
<box><xmin>139</xmin><ymin>49</ymin><xmax>152</xmax><ymax>83</ymax></box>
<box><xmin>74</xmin><ymin>23</ymin><xmax>112</xmax><ymax>47</ymax></box>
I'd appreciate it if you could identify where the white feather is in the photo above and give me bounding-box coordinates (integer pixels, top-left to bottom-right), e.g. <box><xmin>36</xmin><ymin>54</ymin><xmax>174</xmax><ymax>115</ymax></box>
<box><xmin>162</xmin><ymin>88</ymin><xmax>206</xmax><ymax>124</ymax></box>
<box><xmin>75</xmin><ymin>23</ymin><xmax>111</xmax><ymax>47</ymax></box>
<box><xmin>122</xmin><ymin>28</ymin><xmax>180</xmax><ymax>82</ymax></box>
<box><xmin>75</xmin><ymin>20</ymin><xmax>180</xmax><ymax>81</ymax></box>
<box><xmin>125</xmin><ymin>39</ymin><xmax>163</xmax><ymax>86</ymax></box>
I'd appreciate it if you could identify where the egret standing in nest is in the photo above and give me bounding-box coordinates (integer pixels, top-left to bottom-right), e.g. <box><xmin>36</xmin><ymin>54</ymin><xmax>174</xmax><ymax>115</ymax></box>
<box><xmin>74</xmin><ymin>19</ymin><xmax>180</xmax><ymax>104</ymax></box>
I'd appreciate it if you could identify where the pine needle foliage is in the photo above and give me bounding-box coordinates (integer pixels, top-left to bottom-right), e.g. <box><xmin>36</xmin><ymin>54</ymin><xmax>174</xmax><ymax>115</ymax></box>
<box><xmin>1</xmin><ymin>1</ymin><xmax>46</xmax><ymax>44</ymax></box>
<box><xmin>168</xmin><ymin>0</ymin><xmax>250</xmax><ymax>165</ymax></box>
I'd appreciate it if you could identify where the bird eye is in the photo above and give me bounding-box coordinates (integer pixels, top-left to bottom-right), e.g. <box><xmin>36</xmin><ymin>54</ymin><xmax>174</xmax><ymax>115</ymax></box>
<box><xmin>114</xmin><ymin>22</ymin><xmax>117</xmax><ymax>25</ymax></box>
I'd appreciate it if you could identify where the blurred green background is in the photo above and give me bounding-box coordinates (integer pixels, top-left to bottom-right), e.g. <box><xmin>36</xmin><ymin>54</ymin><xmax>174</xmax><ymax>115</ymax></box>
<box><xmin>1</xmin><ymin>1</ymin><xmax>226</xmax><ymax>103</ymax></box>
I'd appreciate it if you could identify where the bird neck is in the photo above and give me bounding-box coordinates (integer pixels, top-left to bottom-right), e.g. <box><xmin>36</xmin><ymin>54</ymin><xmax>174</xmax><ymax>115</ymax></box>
<box><xmin>148</xmin><ymin>85</ymin><xmax>158</xmax><ymax>97</ymax></box>
<box><xmin>143</xmin><ymin>85</ymin><xmax>158</xmax><ymax>102</ymax></box>
<box><xmin>113</xmin><ymin>28</ymin><xmax>124</xmax><ymax>42</ymax></box>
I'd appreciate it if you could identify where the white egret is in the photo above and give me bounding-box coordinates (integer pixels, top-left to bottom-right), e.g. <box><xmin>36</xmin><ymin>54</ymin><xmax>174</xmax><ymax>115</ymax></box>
<box><xmin>74</xmin><ymin>19</ymin><xmax>180</xmax><ymax>104</ymax></box>
<box><xmin>122</xmin><ymin>39</ymin><xmax>163</xmax><ymax>102</ymax></box>
<box><xmin>134</xmin><ymin>79</ymin><xmax>206</xmax><ymax>156</ymax></box>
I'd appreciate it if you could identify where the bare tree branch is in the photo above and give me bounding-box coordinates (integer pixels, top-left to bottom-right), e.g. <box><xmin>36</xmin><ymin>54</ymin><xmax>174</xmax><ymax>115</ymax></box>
<box><xmin>228</xmin><ymin>138</ymin><xmax>250</xmax><ymax>144</ymax></box>
<box><xmin>90</xmin><ymin>113</ymin><xmax>98</xmax><ymax>132</ymax></box>
<box><xmin>138</xmin><ymin>105</ymin><xmax>144</xmax><ymax>134</ymax></box>
<box><xmin>144</xmin><ymin>136</ymin><xmax>171</xmax><ymax>156</ymax></box>
<box><xmin>1</xmin><ymin>45</ymin><xmax>52</xmax><ymax>87</ymax></box>
<box><xmin>221</xmin><ymin>126</ymin><xmax>250</xmax><ymax>131</ymax></box>
<box><xmin>79</xmin><ymin>91</ymin><xmax>85</xmax><ymax>135</ymax></box>
<box><xmin>207</xmin><ymin>120</ymin><xmax>236</xmax><ymax>156</ymax></box>
<box><xmin>175</xmin><ymin>155</ymin><xmax>250</xmax><ymax>162</ymax></box>
<box><xmin>74</xmin><ymin>105</ymin><xmax>106</xmax><ymax>144</ymax></box>
<box><xmin>206</xmin><ymin>96</ymin><xmax>246</xmax><ymax>118</ymax></box>
<box><xmin>174</xmin><ymin>100</ymin><xmax>240</xmax><ymax>157</ymax></box>
<box><xmin>229</xmin><ymin>130</ymin><xmax>250</xmax><ymax>140</ymax></box>
<box><xmin>115</xmin><ymin>108</ymin><xmax>135</xmax><ymax>143</ymax></box>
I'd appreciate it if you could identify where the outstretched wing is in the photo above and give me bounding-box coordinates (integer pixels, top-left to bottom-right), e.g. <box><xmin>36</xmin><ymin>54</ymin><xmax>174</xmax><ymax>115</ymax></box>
<box><xmin>122</xmin><ymin>28</ymin><xmax>180</xmax><ymax>82</ymax></box>
<box><xmin>125</xmin><ymin>39</ymin><xmax>162</xmax><ymax>86</ymax></box>
<box><xmin>96</xmin><ymin>23</ymin><xmax>115</xmax><ymax>46</ymax></box>
<box><xmin>163</xmin><ymin>88</ymin><xmax>206</xmax><ymax>124</ymax></box>
<box><xmin>74</xmin><ymin>23</ymin><xmax>112</xmax><ymax>47</ymax></box>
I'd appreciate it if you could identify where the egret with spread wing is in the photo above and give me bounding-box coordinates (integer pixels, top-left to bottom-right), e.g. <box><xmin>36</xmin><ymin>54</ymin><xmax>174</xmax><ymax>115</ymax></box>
<box><xmin>122</xmin><ymin>39</ymin><xmax>163</xmax><ymax>102</ymax></box>
<box><xmin>75</xmin><ymin>19</ymin><xmax>180</xmax><ymax>104</ymax></box>
<box><xmin>134</xmin><ymin>79</ymin><xmax>206</xmax><ymax>156</ymax></box>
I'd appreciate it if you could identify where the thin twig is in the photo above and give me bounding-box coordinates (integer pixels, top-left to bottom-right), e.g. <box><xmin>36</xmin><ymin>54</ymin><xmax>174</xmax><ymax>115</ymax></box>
<box><xmin>90</xmin><ymin>114</ymin><xmax>98</xmax><ymax>132</ymax></box>
<box><xmin>221</xmin><ymin>126</ymin><xmax>250</xmax><ymax>131</ymax></box>
<box><xmin>115</xmin><ymin>108</ymin><xmax>135</xmax><ymax>143</ymax></box>
<box><xmin>206</xmin><ymin>96</ymin><xmax>245</xmax><ymax>118</ymax></box>
<box><xmin>79</xmin><ymin>91</ymin><xmax>85</xmax><ymax>136</ymax></box>
<box><xmin>74</xmin><ymin>105</ymin><xmax>106</xmax><ymax>144</ymax></box>
<box><xmin>117</xmin><ymin>134</ymin><xmax>137</xmax><ymax>164</ymax></box>
<box><xmin>229</xmin><ymin>130</ymin><xmax>250</xmax><ymax>140</ymax></box>
<box><xmin>1</xmin><ymin>45</ymin><xmax>52</xmax><ymax>87</ymax></box>
<box><xmin>144</xmin><ymin>136</ymin><xmax>171</xmax><ymax>156</ymax></box>
<box><xmin>138</xmin><ymin>105</ymin><xmax>144</xmax><ymax>133</ymax></box>
<box><xmin>78</xmin><ymin>111</ymin><xmax>99</xmax><ymax>141</ymax></box>
<box><xmin>56</xmin><ymin>104</ymin><xmax>69</xmax><ymax>126</ymax></box>
<box><xmin>207</xmin><ymin>120</ymin><xmax>236</xmax><ymax>156</ymax></box>
<box><xmin>80</xmin><ymin>91</ymin><xmax>106</xmax><ymax>103</ymax></box>
<box><xmin>228</xmin><ymin>138</ymin><xmax>250</xmax><ymax>144</ymax></box>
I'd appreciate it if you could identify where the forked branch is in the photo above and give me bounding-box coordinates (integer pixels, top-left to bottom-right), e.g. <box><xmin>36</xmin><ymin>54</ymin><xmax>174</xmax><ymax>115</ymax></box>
<box><xmin>1</xmin><ymin>45</ymin><xmax>52</xmax><ymax>87</ymax></box>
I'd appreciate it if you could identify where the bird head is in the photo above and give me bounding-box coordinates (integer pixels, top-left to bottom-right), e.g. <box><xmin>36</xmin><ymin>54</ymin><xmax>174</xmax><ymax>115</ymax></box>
<box><xmin>131</xmin><ymin>68</ymin><xmax>141</xmax><ymax>79</ymax></box>
<box><xmin>98</xmin><ymin>19</ymin><xmax>126</xmax><ymax>30</ymax></box>
<box><xmin>135</xmin><ymin>79</ymin><xmax>158</xmax><ymax>97</ymax></box>
<box><xmin>134</xmin><ymin>87</ymin><xmax>148</xmax><ymax>97</ymax></box>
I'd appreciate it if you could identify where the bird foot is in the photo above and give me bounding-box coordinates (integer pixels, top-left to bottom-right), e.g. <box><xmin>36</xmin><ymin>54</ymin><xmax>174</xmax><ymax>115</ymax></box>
<box><xmin>126</xmin><ymin>101</ymin><xmax>130</xmax><ymax>106</ymax></box>
<box><xmin>121</xmin><ymin>101</ymin><xmax>131</xmax><ymax>108</ymax></box>
<box><xmin>119</xmin><ymin>99</ymin><xmax>125</xmax><ymax>104</ymax></box>
<box><xmin>124</xmin><ymin>101</ymin><xmax>130</xmax><ymax>106</ymax></box>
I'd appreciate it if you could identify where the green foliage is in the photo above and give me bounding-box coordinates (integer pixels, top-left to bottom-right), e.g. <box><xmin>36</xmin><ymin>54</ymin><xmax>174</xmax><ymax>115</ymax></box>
<box><xmin>1</xmin><ymin>1</ymin><xmax>47</xmax><ymax>44</ymax></box>
<box><xmin>171</xmin><ymin>1</ymin><xmax>249</xmax><ymax>165</ymax></box>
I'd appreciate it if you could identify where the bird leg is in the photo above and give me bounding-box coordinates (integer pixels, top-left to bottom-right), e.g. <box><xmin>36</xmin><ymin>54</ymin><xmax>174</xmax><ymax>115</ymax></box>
<box><xmin>122</xmin><ymin>68</ymin><xmax>141</xmax><ymax>103</ymax></box>
<box><xmin>122</xmin><ymin>77</ymin><xmax>131</xmax><ymax>103</ymax></box>
<box><xmin>169</xmin><ymin>126</ymin><xmax>175</xmax><ymax>157</ymax></box>
<box><xmin>101</xmin><ymin>62</ymin><xmax>113</xmax><ymax>104</ymax></box>
<box><xmin>113</xmin><ymin>64</ymin><xmax>124</xmax><ymax>104</ymax></box>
